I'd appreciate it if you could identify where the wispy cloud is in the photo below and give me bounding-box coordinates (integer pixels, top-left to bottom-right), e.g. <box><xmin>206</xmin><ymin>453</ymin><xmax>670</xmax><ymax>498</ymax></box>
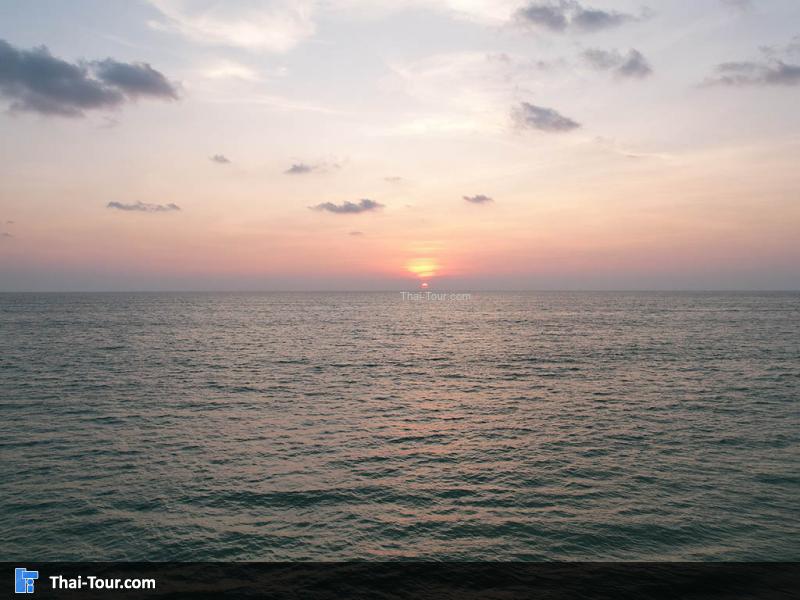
<box><xmin>199</xmin><ymin>60</ymin><xmax>262</xmax><ymax>82</ymax></box>
<box><xmin>384</xmin><ymin>176</ymin><xmax>404</xmax><ymax>184</ymax></box>
<box><xmin>463</xmin><ymin>194</ymin><xmax>493</xmax><ymax>204</ymax></box>
<box><xmin>310</xmin><ymin>199</ymin><xmax>383</xmax><ymax>214</ymax></box>
<box><xmin>387</xmin><ymin>51</ymin><xmax>564</xmax><ymax>136</ymax></box>
<box><xmin>210</xmin><ymin>154</ymin><xmax>231</xmax><ymax>164</ymax></box>
<box><xmin>704</xmin><ymin>60</ymin><xmax>800</xmax><ymax>87</ymax></box>
<box><xmin>515</xmin><ymin>1</ymin><xmax>641</xmax><ymax>33</ymax></box>
<box><xmin>512</xmin><ymin>102</ymin><xmax>580</xmax><ymax>132</ymax></box>
<box><xmin>349</xmin><ymin>230</ymin><xmax>364</xmax><ymax>236</ymax></box>
<box><xmin>1</xmin><ymin>232</ymin><xmax>12</xmax><ymax>238</ymax></box>
<box><xmin>146</xmin><ymin>0</ymin><xmax>316</xmax><ymax>52</ymax></box>
<box><xmin>703</xmin><ymin>38</ymin><xmax>800</xmax><ymax>87</ymax></box>
<box><xmin>594</xmin><ymin>136</ymin><xmax>668</xmax><ymax>160</ymax></box>
<box><xmin>582</xmin><ymin>48</ymin><xmax>652</xmax><ymax>78</ymax></box>
<box><xmin>107</xmin><ymin>201</ymin><xmax>181</xmax><ymax>212</ymax></box>
<box><xmin>285</xmin><ymin>163</ymin><xmax>315</xmax><ymax>174</ymax></box>
<box><xmin>0</xmin><ymin>39</ymin><xmax>178</xmax><ymax>117</ymax></box>
<box><xmin>760</xmin><ymin>36</ymin><xmax>800</xmax><ymax>59</ymax></box>
<box><xmin>285</xmin><ymin>161</ymin><xmax>340</xmax><ymax>174</ymax></box>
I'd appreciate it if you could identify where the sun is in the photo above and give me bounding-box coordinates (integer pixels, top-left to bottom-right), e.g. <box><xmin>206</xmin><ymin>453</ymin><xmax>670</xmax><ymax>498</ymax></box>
<box><xmin>406</xmin><ymin>257</ymin><xmax>439</xmax><ymax>279</ymax></box>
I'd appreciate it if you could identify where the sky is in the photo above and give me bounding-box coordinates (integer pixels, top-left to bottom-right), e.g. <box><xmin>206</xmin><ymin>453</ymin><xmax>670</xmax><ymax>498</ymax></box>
<box><xmin>0</xmin><ymin>0</ymin><xmax>799</xmax><ymax>291</ymax></box>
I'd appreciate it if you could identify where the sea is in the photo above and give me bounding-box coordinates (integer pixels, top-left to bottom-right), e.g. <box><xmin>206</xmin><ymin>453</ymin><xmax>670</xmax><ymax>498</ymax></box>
<box><xmin>1</xmin><ymin>292</ymin><xmax>798</xmax><ymax>561</ymax></box>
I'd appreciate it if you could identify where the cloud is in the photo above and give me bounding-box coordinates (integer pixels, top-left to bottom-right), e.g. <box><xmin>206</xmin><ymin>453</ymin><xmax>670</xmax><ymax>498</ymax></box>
<box><xmin>0</xmin><ymin>39</ymin><xmax>120</xmax><ymax>116</ymax></box>
<box><xmin>310</xmin><ymin>199</ymin><xmax>383</xmax><ymax>214</ymax></box>
<box><xmin>618</xmin><ymin>49</ymin><xmax>652</xmax><ymax>78</ymax></box>
<box><xmin>704</xmin><ymin>60</ymin><xmax>800</xmax><ymax>87</ymax></box>
<box><xmin>571</xmin><ymin>6</ymin><xmax>634</xmax><ymax>31</ymax></box>
<box><xmin>107</xmin><ymin>201</ymin><xmax>181</xmax><ymax>212</ymax></box>
<box><xmin>760</xmin><ymin>36</ymin><xmax>800</xmax><ymax>59</ymax></box>
<box><xmin>384</xmin><ymin>176</ymin><xmax>404</xmax><ymax>183</ymax></box>
<box><xmin>703</xmin><ymin>38</ymin><xmax>800</xmax><ymax>87</ymax></box>
<box><xmin>582</xmin><ymin>48</ymin><xmax>652</xmax><ymax>78</ymax></box>
<box><xmin>515</xmin><ymin>1</ymin><xmax>639</xmax><ymax>33</ymax></box>
<box><xmin>463</xmin><ymin>194</ymin><xmax>493</xmax><ymax>204</ymax></box>
<box><xmin>200</xmin><ymin>60</ymin><xmax>262</xmax><ymax>81</ymax></box>
<box><xmin>0</xmin><ymin>38</ymin><xmax>178</xmax><ymax>117</ymax></box>
<box><xmin>512</xmin><ymin>102</ymin><xmax>580</xmax><ymax>132</ymax></box>
<box><xmin>146</xmin><ymin>0</ymin><xmax>526</xmax><ymax>52</ymax></box>
<box><xmin>582</xmin><ymin>48</ymin><xmax>619</xmax><ymax>70</ymax></box>
<box><xmin>285</xmin><ymin>161</ymin><xmax>341</xmax><ymax>174</ymax></box>
<box><xmin>1</xmin><ymin>232</ymin><xmax>12</xmax><ymax>238</ymax></box>
<box><xmin>92</xmin><ymin>59</ymin><xmax>178</xmax><ymax>99</ymax></box>
<box><xmin>285</xmin><ymin>162</ymin><xmax>315</xmax><ymax>174</ymax></box>
<box><xmin>515</xmin><ymin>3</ymin><xmax>568</xmax><ymax>31</ymax></box>
<box><xmin>211</xmin><ymin>154</ymin><xmax>231</xmax><ymax>164</ymax></box>
<box><xmin>6</xmin><ymin>220</ymin><xmax>13</xmax><ymax>225</ymax></box>
<box><xmin>146</xmin><ymin>0</ymin><xmax>316</xmax><ymax>52</ymax></box>
<box><xmin>349</xmin><ymin>230</ymin><xmax>364</xmax><ymax>236</ymax></box>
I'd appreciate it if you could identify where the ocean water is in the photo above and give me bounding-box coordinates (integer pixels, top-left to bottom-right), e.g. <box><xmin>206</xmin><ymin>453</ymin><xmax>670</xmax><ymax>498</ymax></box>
<box><xmin>1</xmin><ymin>292</ymin><xmax>798</xmax><ymax>561</ymax></box>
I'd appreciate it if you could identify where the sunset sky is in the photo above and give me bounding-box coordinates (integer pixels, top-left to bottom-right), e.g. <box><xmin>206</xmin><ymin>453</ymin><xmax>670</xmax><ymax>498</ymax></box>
<box><xmin>1</xmin><ymin>0</ymin><xmax>799</xmax><ymax>290</ymax></box>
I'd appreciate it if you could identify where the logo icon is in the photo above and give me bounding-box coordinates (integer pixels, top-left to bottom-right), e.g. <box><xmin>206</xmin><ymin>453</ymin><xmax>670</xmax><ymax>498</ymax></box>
<box><xmin>15</xmin><ymin>568</ymin><xmax>39</xmax><ymax>594</ymax></box>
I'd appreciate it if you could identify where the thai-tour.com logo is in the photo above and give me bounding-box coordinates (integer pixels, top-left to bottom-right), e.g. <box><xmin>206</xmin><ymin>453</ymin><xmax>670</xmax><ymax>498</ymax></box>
<box><xmin>14</xmin><ymin>568</ymin><xmax>38</xmax><ymax>594</ymax></box>
<box><xmin>14</xmin><ymin>567</ymin><xmax>156</xmax><ymax>593</ymax></box>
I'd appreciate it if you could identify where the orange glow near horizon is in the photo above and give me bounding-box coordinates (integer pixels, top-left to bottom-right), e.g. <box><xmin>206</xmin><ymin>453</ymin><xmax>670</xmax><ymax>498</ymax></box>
<box><xmin>406</xmin><ymin>257</ymin><xmax>439</xmax><ymax>279</ymax></box>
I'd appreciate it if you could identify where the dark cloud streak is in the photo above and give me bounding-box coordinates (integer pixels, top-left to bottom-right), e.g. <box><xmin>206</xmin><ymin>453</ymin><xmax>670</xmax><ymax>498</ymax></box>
<box><xmin>705</xmin><ymin>60</ymin><xmax>800</xmax><ymax>87</ymax></box>
<box><xmin>285</xmin><ymin>163</ymin><xmax>315</xmax><ymax>174</ymax></box>
<box><xmin>463</xmin><ymin>194</ymin><xmax>493</xmax><ymax>204</ymax></box>
<box><xmin>583</xmin><ymin>48</ymin><xmax>652</xmax><ymax>78</ymax></box>
<box><xmin>515</xmin><ymin>3</ymin><xmax>568</xmax><ymax>31</ymax></box>
<box><xmin>311</xmin><ymin>199</ymin><xmax>383</xmax><ymax>214</ymax></box>
<box><xmin>571</xmin><ymin>7</ymin><xmax>633</xmax><ymax>31</ymax></box>
<box><xmin>515</xmin><ymin>1</ymin><xmax>639</xmax><ymax>33</ymax></box>
<box><xmin>704</xmin><ymin>38</ymin><xmax>800</xmax><ymax>87</ymax></box>
<box><xmin>512</xmin><ymin>102</ymin><xmax>580</xmax><ymax>132</ymax></box>
<box><xmin>107</xmin><ymin>201</ymin><xmax>181</xmax><ymax>213</ymax></box>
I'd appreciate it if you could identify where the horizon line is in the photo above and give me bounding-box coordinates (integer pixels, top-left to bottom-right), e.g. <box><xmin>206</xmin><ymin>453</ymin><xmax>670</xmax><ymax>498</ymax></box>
<box><xmin>1</xmin><ymin>289</ymin><xmax>799</xmax><ymax>294</ymax></box>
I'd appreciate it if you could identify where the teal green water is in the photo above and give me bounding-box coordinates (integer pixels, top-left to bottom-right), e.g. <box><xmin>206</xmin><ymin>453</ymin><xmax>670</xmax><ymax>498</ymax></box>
<box><xmin>1</xmin><ymin>292</ymin><xmax>798</xmax><ymax>560</ymax></box>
